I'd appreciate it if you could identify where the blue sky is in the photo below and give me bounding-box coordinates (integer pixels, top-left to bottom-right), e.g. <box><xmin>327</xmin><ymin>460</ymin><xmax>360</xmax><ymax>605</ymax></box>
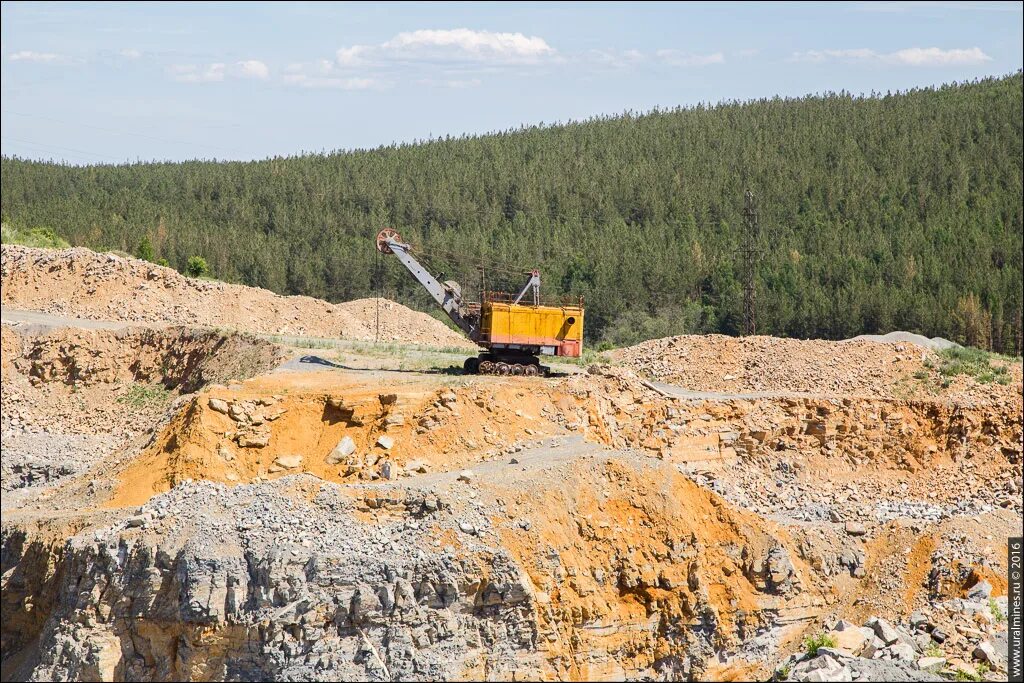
<box><xmin>1</xmin><ymin>1</ymin><xmax>1021</xmax><ymax>164</ymax></box>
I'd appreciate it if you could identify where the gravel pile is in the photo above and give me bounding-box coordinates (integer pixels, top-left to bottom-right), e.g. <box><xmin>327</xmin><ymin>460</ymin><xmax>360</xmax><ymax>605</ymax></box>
<box><xmin>2</xmin><ymin>245</ymin><xmax>473</xmax><ymax>347</ymax></box>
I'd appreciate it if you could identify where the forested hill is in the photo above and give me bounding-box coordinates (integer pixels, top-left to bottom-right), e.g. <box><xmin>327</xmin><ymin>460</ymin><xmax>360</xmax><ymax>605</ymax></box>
<box><xmin>2</xmin><ymin>72</ymin><xmax>1022</xmax><ymax>352</ymax></box>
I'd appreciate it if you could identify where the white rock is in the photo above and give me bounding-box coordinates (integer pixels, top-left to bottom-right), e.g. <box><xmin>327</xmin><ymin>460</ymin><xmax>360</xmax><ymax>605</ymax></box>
<box><xmin>274</xmin><ymin>454</ymin><xmax>303</xmax><ymax>469</ymax></box>
<box><xmin>208</xmin><ymin>398</ymin><xmax>230</xmax><ymax>414</ymax></box>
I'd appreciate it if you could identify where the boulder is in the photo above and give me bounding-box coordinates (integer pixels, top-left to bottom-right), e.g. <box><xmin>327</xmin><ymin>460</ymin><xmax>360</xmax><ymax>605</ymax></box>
<box><xmin>208</xmin><ymin>398</ymin><xmax>230</xmax><ymax>414</ymax></box>
<box><xmin>790</xmin><ymin>654</ymin><xmax>853</xmax><ymax>682</ymax></box>
<box><xmin>887</xmin><ymin>642</ymin><xmax>915</xmax><ymax>661</ymax></box>
<box><xmin>917</xmin><ymin>656</ymin><xmax>945</xmax><ymax>672</ymax></box>
<box><xmin>237</xmin><ymin>431</ymin><xmax>270</xmax><ymax>448</ymax></box>
<box><xmin>866</xmin><ymin>616</ymin><xmax>901</xmax><ymax>645</ymax></box>
<box><xmin>380</xmin><ymin>460</ymin><xmax>401</xmax><ymax>480</ymax></box>
<box><xmin>972</xmin><ymin>641</ymin><xmax>1000</xmax><ymax>666</ymax></box>
<box><xmin>844</xmin><ymin>521</ymin><xmax>867</xmax><ymax>536</ymax></box>
<box><xmin>377</xmin><ymin>435</ymin><xmax>394</xmax><ymax>450</ymax></box>
<box><xmin>274</xmin><ymin>454</ymin><xmax>302</xmax><ymax>469</ymax></box>
<box><xmin>966</xmin><ymin>580</ymin><xmax>992</xmax><ymax>601</ymax></box>
<box><xmin>326</xmin><ymin>436</ymin><xmax>356</xmax><ymax>464</ymax></box>
<box><xmin>830</xmin><ymin>626</ymin><xmax>867</xmax><ymax>655</ymax></box>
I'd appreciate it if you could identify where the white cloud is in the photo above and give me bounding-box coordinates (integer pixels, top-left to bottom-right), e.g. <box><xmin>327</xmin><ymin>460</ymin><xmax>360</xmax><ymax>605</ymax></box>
<box><xmin>169</xmin><ymin>60</ymin><xmax>271</xmax><ymax>83</ymax></box>
<box><xmin>335</xmin><ymin>28</ymin><xmax>555</xmax><ymax>68</ymax></box>
<box><xmin>8</xmin><ymin>50</ymin><xmax>65</xmax><ymax>63</ymax></box>
<box><xmin>584</xmin><ymin>49</ymin><xmax>646</xmax><ymax>70</ymax></box>
<box><xmin>119</xmin><ymin>48</ymin><xmax>142</xmax><ymax>59</ymax></box>
<box><xmin>791</xmin><ymin>46</ymin><xmax>991</xmax><ymax>66</ymax></box>
<box><xmin>417</xmin><ymin>77</ymin><xmax>483</xmax><ymax>89</ymax></box>
<box><xmin>236</xmin><ymin>59</ymin><xmax>269</xmax><ymax>79</ymax></box>
<box><xmin>888</xmin><ymin>47</ymin><xmax>991</xmax><ymax>66</ymax></box>
<box><xmin>169</xmin><ymin>63</ymin><xmax>226</xmax><ymax>83</ymax></box>
<box><xmin>851</xmin><ymin>1</ymin><xmax>1022</xmax><ymax>13</ymax></box>
<box><xmin>282</xmin><ymin>74</ymin><xmax>377</xmax><ymax>90</ymax></box>
<box><xmin>656</xmin><ymin>50</ymin><xmax>726</xmax><ymax>67</ymax></box>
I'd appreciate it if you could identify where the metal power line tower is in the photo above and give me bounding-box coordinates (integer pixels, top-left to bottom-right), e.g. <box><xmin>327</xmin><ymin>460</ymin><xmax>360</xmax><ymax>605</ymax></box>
<box><xmin>741</xmin><ymin>189</ymin><xmax>760</xmax><ymax>336</ymax></box>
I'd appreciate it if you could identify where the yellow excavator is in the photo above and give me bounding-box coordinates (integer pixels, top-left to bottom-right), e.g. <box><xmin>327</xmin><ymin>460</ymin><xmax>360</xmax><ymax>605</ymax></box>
<box><xmin>376</xmin><ymin>228</ymin><xmax>584</xmax><ymax>376</ymax></box>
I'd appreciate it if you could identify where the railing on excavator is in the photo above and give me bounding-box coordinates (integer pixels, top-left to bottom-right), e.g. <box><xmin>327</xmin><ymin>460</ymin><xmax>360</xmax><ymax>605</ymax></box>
<box><xmin>479</xmin><ymin>290</ymin><xmax>584</xmax><ymax>308</ymax></box>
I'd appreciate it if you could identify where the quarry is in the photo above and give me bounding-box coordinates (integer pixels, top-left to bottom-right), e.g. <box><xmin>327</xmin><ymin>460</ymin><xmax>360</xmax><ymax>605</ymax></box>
<box><xmin>0</xmin><ymin>244</ymin><xmax>1020</xmax><ymax>681</ymax></box>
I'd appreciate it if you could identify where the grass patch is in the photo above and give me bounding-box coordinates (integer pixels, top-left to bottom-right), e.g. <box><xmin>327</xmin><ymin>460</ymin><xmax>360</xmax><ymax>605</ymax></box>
<box><xmin>923</xmin><ymin>644</ymin><xmax>944</xmax><ymax>658</ymax></box>
<box><xmin>990</xmin><ymin>597</ymin><xmax>1005</xmax><ymax>624</ymax></box>
<box><xmin>1</xmin><ymin>223</ymin><xmax>70</xmax><ymax>249</ymax></box>
<box><xmin>801</xmin><ymin>632</ymin><xmax>837</xmax><ymax>657</ymax></box>
<box><xmin>116</xmin><ymin>382</ymin><xmax>172</xmax><ymax>409</ymax></box>
<box><xmin>936</xmin><ymin>346</ymin><xmax>1017</xmax><ymax>385</ymax></box>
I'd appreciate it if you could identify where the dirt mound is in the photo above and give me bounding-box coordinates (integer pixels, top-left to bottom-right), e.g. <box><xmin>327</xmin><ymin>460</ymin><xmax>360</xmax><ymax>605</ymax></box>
<box><xmin>852</xmin><ymin>330</ymin><xmax>959</xmax><ymax>351</ymax></box>
<box><xmin>2</xmin><ymin>324</ymin><xmax>286</xmax><ymax>491</ymax></box>
<box><xmin>610</xmin><ymin>333</ymin><xmax>1021</xmax><ymax>400</ymax></box>
<box><xmin>105</xmin><ymin>373</ymin><xmax>566</xmax><ymax>507</ymax></box>
<box><xmin>1</xmin><ymin>245</ymin><xmax>474</xmax><ymax>348</ymax></box>
<box><xmin>15</xmin><ymin>325</ymin><xmax>286</xmax><ymax>392</ymax></box>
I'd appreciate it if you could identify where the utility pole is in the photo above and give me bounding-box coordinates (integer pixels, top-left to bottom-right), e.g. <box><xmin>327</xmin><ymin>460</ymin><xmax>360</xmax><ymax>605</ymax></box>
<box><xmin>742</xmin><ymin>189</ymin><xmax>759</xmax><ymax>336</ymax></box>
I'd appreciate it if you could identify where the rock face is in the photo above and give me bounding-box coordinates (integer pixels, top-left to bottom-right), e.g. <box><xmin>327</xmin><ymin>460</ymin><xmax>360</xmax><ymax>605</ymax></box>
<box><xmin>1</xmin><ymin>455</ymin><xmax>825</xmax><ymax>682</ymax></box>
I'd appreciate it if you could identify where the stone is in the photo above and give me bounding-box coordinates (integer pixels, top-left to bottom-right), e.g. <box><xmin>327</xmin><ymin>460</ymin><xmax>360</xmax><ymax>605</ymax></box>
<box><xmin>966</xmin><ymin>580</ymin><xmax>992</xmax><ymax>601</ymax></box>
<box><xmin>237</xmin><ymin>432</ymin><xmax>269</xmax><ymax>448</ymax></box>
<box><xmin>384</xmin><ymin>413</ymin><xmax>405</xmax><ymax>427</ymax></box>
<box><xmin>887</xmin><ymin>642</ymin><xmax>915</xmax><ymax>661</ymax></box>
<box><xmin>325</xmin><ymin>436</ymin><xmax>356</xmax><ymax>464</ymax></box>
<box><xmin>860</xmin><ymin>636</ymin><xmax>886</xmax><ymax>659</ymax></box>
<box><xmin>405</xmin><ymin>460</ymin><xmax>429</xmax><ymax>474</ymax></box>
<box><xmin>909</xmin><ymin>610</ymin><xmax>932</xmax><ymax>631</ymax></box>
<box><xmin>274</xmin><ymin>454</ymin><xmax>303</xmax><ymax>469</ymax></box>
<box><xmin>380</xmin><ymin>460</ymin><xmax>400</xmax><ymax>480</ymax></box>
<box><xmin>217</xmin><ymin>445</ymin><xmax>234</xmax><ymax>462</ymax></box>
<box><xmin>930</xmin><ymin>629</ymin><xmax>947</xmax><ymax>644</ymax></box>
<box><xmin>844</xmin><ymin>521</ymin><xmax>866</xmax><ymax>536</ymax></box>
<box><xmin>917</xmin><ymin>656</ymin><xmax>945</xmax><ymax>672</ymax></box>
<box><xmin>376</xmin><ymin>435</ymin><xmax>394</xmax><ymax>450</ymax></box>
<box><xmin>945</xmin><ymin>659</ymin><xmax>976</xmax><ymax>679</ymax></box>
<box><xmin>457</xmin><ymin>470</ymin><xmax>474</xmax><ymax>483</ymax></box>
<box><xmin>972</xmin><ymin>641</ymin><xmax>999</xmax><ymax>665</ymax></box>
<box><xmin>866</xmin><ymin>616</ymin><xmax>901</xmax><ymax>645</ymax></box>
<box><xmin>790</xmin><ymin>654</ymin><xmax>853</xmax><ymax>682</ymax></box>
<box><xmin>830</xmin><ymin>627</ymin><xmax>867</xmax><ymax>655</ymax></box>
<box><xmin>208</xmin><ymin>398</ymin><xmax>230</xmax><ymax>414</ymax></box>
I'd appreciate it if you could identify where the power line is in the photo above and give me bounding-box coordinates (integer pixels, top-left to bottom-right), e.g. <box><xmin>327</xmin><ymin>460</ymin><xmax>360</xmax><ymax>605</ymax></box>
<box><xmin>0</xmin><ymin>135</ymin><xmax>125</xmax><ymax>162</ymax></box>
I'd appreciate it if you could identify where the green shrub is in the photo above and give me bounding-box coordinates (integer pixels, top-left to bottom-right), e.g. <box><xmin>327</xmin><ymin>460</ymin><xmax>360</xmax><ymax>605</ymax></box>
<box><xmin>116</xmin><ymin>383</ymin><xmax>171</xmax><ymax>409</ymax></box>
<box><xmin>136</xmin><ymin>236</ymin><xmax>155</xmax><ymax>262</ymax></box>
<box><xmin>802</xmin><ymin>632</ymin><xmax>837</xmax><ymax>656</ymax></box>
<box><xmin>185</xmin><ymin>255</ymin><xmax>210</xmax><ymax>278</ymax></box>
<box><xmin>990</xmin><ymin>598</ymin><xmax>1006</xmax><ymax>623</ymax></box>
<box><xmin>1</xmin><ymin>223</ymin><xmax>70</xmax><ymax>248</ymax></box>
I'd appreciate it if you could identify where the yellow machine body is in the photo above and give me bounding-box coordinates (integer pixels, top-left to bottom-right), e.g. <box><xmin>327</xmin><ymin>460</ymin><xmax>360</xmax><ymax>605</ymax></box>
<box><xmin>478</xmin><ymin>302</ymin><xmax>584</xmax><ymax>358</ymax></box>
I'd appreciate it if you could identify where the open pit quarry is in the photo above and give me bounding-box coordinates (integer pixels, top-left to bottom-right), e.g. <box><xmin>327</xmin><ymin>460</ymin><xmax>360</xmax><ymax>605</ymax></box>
<box><xmin>1</xmin><ymin>245</ymin><xmax>1022</xmax><ymax>682</ymax></box>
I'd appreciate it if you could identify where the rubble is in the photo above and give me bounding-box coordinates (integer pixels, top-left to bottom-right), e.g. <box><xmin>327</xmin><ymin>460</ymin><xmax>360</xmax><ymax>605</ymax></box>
<box><xmin>2</xmin><ymin>244</ymin><xmax>474</xmax><ymax>347</ymax></box>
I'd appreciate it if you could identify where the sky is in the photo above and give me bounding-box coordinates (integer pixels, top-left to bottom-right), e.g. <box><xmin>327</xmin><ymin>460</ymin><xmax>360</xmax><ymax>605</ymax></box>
<box><xmin>1</xmin><ymin>1</ymin><xmax>1021</xmax><ymax>165</ymax></box>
